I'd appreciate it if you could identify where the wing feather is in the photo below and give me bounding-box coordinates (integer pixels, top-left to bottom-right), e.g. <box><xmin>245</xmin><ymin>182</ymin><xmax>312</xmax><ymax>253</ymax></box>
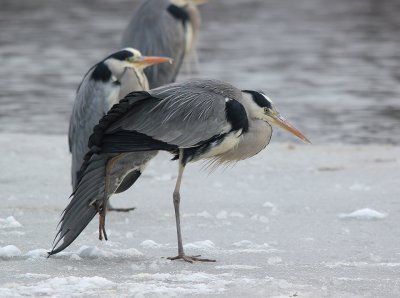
<box><xmin>68</xmin><ymin>71</ymin><xmax>119</xmax><ymax>188</ymax></box>
<box><xmin>120</xmin><ymin>0</ymin><xmax>186</xmax><ymax>88</ymax></box>
<box><xmin>95</xmin><ymin>80</ymin><xmax>245</xmax><ymax>153</ymax></box>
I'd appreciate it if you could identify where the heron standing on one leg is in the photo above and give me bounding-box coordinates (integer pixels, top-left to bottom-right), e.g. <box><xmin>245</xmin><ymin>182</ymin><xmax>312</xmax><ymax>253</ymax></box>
<box><xmin>120</xmin><ymin>0</ymin><xmax>207</xmax><ymax>89</ymax></box>
<box><xmin>115</xmin><ymin>0</ymin><xmax>205</xmax><ymax>212</ymax></box>
<box><xmin>69</xmin><ymin>48</ymin><xmax>171</xmax><ymax>212</ymax></box>
<box><xmin>50</xmin><ymin>79</ymin><xmax>310</xmax><ymax>262</ymax></box>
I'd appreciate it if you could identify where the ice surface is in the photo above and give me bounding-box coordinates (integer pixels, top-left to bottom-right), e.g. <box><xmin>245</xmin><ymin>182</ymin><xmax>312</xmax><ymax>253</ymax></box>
<box><xmin>216</xmin><ymin>210</ymin><xmax>228</xmax><ymax>219</ymax></box>
<box><xmin>0</xmin><ymin>133</ymin><xmax>400</xmax><ymax>297</ymax></box>
<box><xmin>0</xmin><ymin>276</ymin><xmax>115</xmax><ymax>297</ymax></box>
<box><xmin>338</xmin><ymin>208</ymin><xmax>387</xmax><ymax>220</ymax></box>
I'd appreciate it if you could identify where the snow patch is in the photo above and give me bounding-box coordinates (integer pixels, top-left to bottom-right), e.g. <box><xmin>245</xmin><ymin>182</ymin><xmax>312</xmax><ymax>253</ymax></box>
<box><xmin>75</xmin><ymin>245</ymin><xmax>142</xmax><ymax>259</ymax></box>
<box><xmin>0</xmin><ymin>245</ymin><xmax>22</xmax><ymax>258</ymax></box>
<box><xmin>338</xmin><ymin>208</ymin><xmax>387</xmax><ymax>220</ymax></box>
<box><xmin>184</xmin><ymin>240</ymin><xmax>215</xmax><ymax>250</ymax></box>
<box><xmin>0</xmin><ymin>216</ymin><xmax>22</xmax><ymax>229</ymax></box>
<box><xmin>0</xmin><ymin>276</ymin><xmax>115</xmax><ymax>297</ymax></box>
<box><xmin>229</xmin><ymin>212</ymin><xmax>244</xmax><ymax>218</ymax></box>
<box><xmin>349</xmin><ymin>183</ymin><xmax>371</xmax><ymax>191</ymax></box>
<box><xmin>229</xmin><ymin>240</ymin><xmax>278</xmax><ymax>254</ymax></box>
<box><xmin>267</xmin><ymin>256</ymin><xmax>283</xmax><ymax>265</ymax></box>
<box><xmin>26</xmin><ymin>249</ymin><xmax>48</xmax><ymax>259</ymax></box>
<box><xmin>262</xmin><ymin>201</ymin><xmax>279</xmax><ymax>215</ymax></box>
<box><xmin>140</xmin><ymin>240</ymin><xmax>162</xmax><ymax>249</ymax></box>
<box><xmin>197</xmin><ymin>211</ymin><xmax>213</xmax><ymax>218</ymax></box>
<box><xmin>77</xmin><ymin>246</ymin><xmax>106</xmax><ymax>258</ymax></box>
<box><xmin>216</xmin><ymin>210</ymin><xmax>228</xmax><ymax>219</ymax></box>
<box><xmin>251</xmin><ymin>214</ymin><xmax>269</xmax><ymax>223</ymax></box>
<box><xmin>233</xmin><ymin>240</ymin><xmax>270</xmax><ymax>249</ymax></box>
<box><xmin>215</xmin><ymin>265</ymin><xmax>260</xmax><ymax>270</ymax></box>
<box><xmin>16</xmin><ymin>273</ymin><xmax>51</xmax><ymax>279</ymax></box>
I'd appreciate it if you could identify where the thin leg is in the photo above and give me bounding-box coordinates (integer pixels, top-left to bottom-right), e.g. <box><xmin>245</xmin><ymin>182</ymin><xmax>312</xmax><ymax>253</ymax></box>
<box><xmin>168</xmin><ymin>150</ymin><xmax>216</xmax><ymax>263</ymax></box>
<box><xmin>97</xmin><ymin>156</ymin><xmax>116</xmax><ymax>241</ymax></box>
<box><xmin>98</xmin><ymin>205</ymin><xmax>108</xmax><ymax>241</ymax></box>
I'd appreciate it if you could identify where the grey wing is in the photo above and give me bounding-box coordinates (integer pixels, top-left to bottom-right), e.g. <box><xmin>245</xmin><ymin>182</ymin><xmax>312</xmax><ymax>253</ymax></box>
<box><xmin>68</xmin><ymin>74</ymin><xmax>119</xmax><ymax>188</ymax></box>
<box><xmin>102</xmin><ymin>79</ymin><xmax>244</xmax><ymax>150</ymax></box>
<box><xmin>120</xmin><ymin>0</ymin><xmax>186</xmax><ymax>88</ymax></box>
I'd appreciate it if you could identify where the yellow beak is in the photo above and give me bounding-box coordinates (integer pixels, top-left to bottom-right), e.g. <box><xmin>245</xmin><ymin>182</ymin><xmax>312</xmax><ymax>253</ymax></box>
<box><xmin>270</xmin><ymin>114</ymin><xmax>311</xmax><ymax>144</ymax></box>
<box><xmin>134</xmin><ymin>56</ymin><xmax>173</xmax><ymax>68</ymax></box>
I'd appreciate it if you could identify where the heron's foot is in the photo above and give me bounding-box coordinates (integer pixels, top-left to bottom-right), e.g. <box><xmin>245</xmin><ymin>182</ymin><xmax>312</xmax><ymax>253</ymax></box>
<box><xmin>167</xmin><ymin>254</ymin><xmax>216</xmax><ymax>263</ymax></box>
<box><xmin>107</xmin><ymin>206</ymin><xmax>136</xmax><ymax>212</ymax></box>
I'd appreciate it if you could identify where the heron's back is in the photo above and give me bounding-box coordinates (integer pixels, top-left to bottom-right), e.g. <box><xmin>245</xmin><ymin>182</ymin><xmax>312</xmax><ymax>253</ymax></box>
<box><xmin>121</xmin><ymin>0</ymin><xmax>188</xmax><ymax>88</ymax></box>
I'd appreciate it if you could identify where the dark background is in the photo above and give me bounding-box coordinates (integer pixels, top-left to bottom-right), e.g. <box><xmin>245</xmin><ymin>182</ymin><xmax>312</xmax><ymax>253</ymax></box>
<box><xmin>1</xmin><ymin>0</ymin><xmax>399</xmax><ymax>144</ymax></box>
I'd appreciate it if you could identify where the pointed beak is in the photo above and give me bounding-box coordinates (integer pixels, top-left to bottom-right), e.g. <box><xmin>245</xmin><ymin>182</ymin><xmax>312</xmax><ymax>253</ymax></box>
<box><xmin>270</xmin><ymin>114</ymin><xmax>311</xmax><ymax>144</ymax></box>
<box><xmin>136</xmin><ymin>56</ymin><xmax>173</xmax><ymax>67</ymax></box>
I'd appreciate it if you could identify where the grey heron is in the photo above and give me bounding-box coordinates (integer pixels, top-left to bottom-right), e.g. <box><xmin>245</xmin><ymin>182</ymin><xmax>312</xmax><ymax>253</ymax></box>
<box><xmin>69</xmin><ymin>47</ymin><xmax>171</xmax><ymax>212</ymax></box>
<box><xmin>120</xmin><ymin>0</ymin><xmax>206</xmax><ymax>89</ymax></box>
<box><xmin>51</xmin><ymin>79</ymin><xmax>310</xmax><ymax>262</ymax></box>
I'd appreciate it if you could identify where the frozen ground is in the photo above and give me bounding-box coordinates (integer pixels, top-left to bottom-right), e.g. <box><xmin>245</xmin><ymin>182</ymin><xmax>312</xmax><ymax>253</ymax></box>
<box><xmin>0</xmin><ymin>133</ymin><xmax>399</xmax><ymax>297</ymax></box>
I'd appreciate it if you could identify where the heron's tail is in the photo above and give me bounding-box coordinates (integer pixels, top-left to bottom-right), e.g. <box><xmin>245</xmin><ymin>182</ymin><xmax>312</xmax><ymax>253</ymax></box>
<box><xmin>49</xmin><ymin>152</ymin><xmax>115</xmax><ymax>256</ymax></box>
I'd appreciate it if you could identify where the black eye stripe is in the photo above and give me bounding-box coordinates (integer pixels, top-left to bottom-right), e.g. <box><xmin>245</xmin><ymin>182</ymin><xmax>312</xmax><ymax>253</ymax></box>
<box><xmin>242</xmin><ymin>90</ymin><xmax>272</xmax><ymax>109</ymax></box>
<box><xmin>105</xmin><ymin>50</ymin><xmax>134</xmax><ymax>61</ymax></box>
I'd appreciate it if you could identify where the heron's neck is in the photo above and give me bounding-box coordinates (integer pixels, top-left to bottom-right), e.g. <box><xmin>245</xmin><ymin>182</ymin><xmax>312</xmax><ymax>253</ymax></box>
<box><xmin>118</xmin><ymin>68</ymin><xmax>149</xmax><ymax>100</ymax></box>
<box><xmin>237</xmin><ymin>120</ymin><xmax>272</xmax><ymax>159</ymax></box>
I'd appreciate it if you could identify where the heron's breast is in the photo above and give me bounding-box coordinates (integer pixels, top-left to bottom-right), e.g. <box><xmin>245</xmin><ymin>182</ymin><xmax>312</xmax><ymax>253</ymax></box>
<box><xmin>222</xmin><ymin>121</ymin><xmax>272</xmax><ymax>161</ymax></box>
<box><xmin>200</xmin><ymin>132</ymin><xmax>242</xmax><ymax>160</ymax></box>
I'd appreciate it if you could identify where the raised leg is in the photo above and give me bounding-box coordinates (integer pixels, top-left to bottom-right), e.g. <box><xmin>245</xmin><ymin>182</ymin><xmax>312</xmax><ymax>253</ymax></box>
<box><xmin>168</xmin><ymin>151</ymin><xmax>216</xmax><ymax>263</ymax></box>
<box><xmin>98</xmin><ymin>204</ymin><xmax>108</xmax><ymax>241</ymax></box>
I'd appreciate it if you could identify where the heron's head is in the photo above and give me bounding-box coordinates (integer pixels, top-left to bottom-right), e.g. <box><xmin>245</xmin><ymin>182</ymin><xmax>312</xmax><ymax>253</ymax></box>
<box><xmin>103</xmin><ymin>48</ymin><xmax>172</xmax><ymax>79</ymax></box>
<box><xmin>242</xmin><ymin>90</ymin><xmax>311</xmax><ymax>143</ymax></box>
<box><xmin>170</xmin><ymin>0</ymin><xmax>208</xmax><ymax>7</ymax></box>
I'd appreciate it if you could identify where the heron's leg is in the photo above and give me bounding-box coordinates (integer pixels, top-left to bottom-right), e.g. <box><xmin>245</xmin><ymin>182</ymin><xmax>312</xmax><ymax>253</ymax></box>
<box><xmin>173</xmin><ymin>161</ymin><xmax>185</xmax><ymax>256</ymax></box>
<box><xmin>168</xmin><ymin>151</ymin><xmax>215</xmax><ymax>263</ymax></box>
<box><xmin>98</xmin><ymin>155</ymin><xmax>121</xmax><ymax>241</ymax></box>
<box><xmin>98</xmin><ymin>204</ymin><xmax>108</xmax><ymax>241</ymax></box>
<box><xmin>106</xmin><ymin>154</ymin><xmax>150</xmax><ymax>213</ymax></box>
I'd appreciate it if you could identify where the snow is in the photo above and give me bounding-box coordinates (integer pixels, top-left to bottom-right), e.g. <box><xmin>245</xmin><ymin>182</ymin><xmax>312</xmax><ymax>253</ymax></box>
<box><xmin>0</xmin><ymin>133</ymin><xmax>400</xmax><ymax>297</ymax></box>
<box><xmin>262</xmin><ymin>201</ymin><xmax>279</xmax><ymax>215</ymax></box>
<box><xmin>0</xmin><ymin>245</ymin><xmax>22</xmax><ymax>258</ymax></box>
<box><xmin>0</xmin><ymin>276</ymin><xmax>115</xmax><ymax>297</ymax></box>
<box><xmin>349</xmin><ymin>183</ymin><xmax>372</xmax><ymax>192</ymax></box>
<box><xmin>184</xmin><ymin>240</ymin><xmax>216</xmax><ymax>250</ymax></box>
<box><xmin>338</xmin><ymin>208</ymin><xmax>387</xmax><ymax>220</ymax></box>
<box><xmin>267</xmin><ymin>256</ymin><xmax>283</xmax><ymax>265</ymax></box>
<box><xmin>140</xmin><ymin>240</ymin><xmax>162</xmax><ymax>249</ymax></box>
<box><xmin>0</xmin><ymin>216</ymin><xmax>22</xmax><ymax>229</ymax></box>
<box><xmin>215</xmin><ymin>265</ymin><xmax>260</xmax><ymax>270</ymax></box>
<box><xmin>197</xmin><ymin>211</ymin><xmax>213</xmax><ymax>218</ymax></box>
<box><xmin>26</xmin><ymin>249</ymin><xmax>48</xmax><ymax>259</ymax></box>
<box><xmin>75</xmin><ymin>245</ymin><xmax>143</xmax><ymax>259</ymax></box>
<box><xmin>216</xmin><ymin>210</ymin><xmax>228</xmax><ymax>219</ymax></box>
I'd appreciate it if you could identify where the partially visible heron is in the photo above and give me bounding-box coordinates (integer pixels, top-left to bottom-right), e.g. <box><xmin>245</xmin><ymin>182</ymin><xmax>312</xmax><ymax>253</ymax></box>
<box><xmin>120</xmin><ymin>0</ymin><xmax>207</xmax><ymax>89</ymax></box>
<box><xmin>50</xmin><ymin>79</ymin><xmax>310</xmax><ymax>262</ymax></box>
<box><xmin>69</xmin><ymin>47</ymin><xmax>171</xmax><ymax>212</ymax></box>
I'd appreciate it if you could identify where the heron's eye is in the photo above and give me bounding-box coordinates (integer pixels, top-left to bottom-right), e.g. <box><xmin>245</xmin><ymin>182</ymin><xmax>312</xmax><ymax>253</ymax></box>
<box><xmin>126</xmin><ymin>56</ymin><xmax>137</xmax><ymax>62</ymax></box>
<box><xmin>264</xmin><ymin>107</ymin><xmax>269</xmax><ymax>114</ymax></box>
